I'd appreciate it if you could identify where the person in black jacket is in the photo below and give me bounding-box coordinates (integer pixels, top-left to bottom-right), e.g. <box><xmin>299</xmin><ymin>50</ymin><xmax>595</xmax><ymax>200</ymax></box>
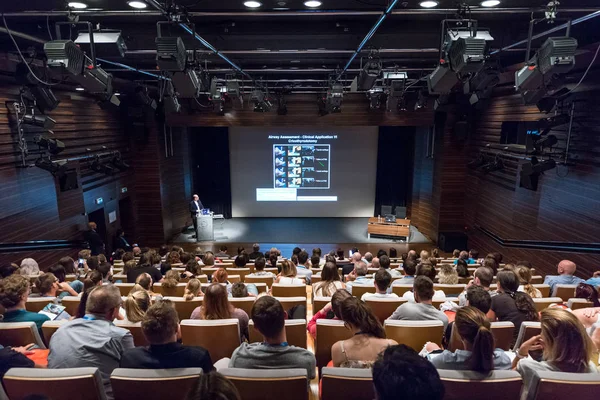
<box><xmin>113</xmin><ymin>229</ymin><xmax>133</xmax><ymax>252</ymax></box>
<box><xmin>83</xmin><ymin>222</ymin><xmax>104</xmax><ymax>256</ymax></box>
<box><xmin>189</xmin><ymin>194</ymin><xmax>204</xmax><ymax>235</ymax></box>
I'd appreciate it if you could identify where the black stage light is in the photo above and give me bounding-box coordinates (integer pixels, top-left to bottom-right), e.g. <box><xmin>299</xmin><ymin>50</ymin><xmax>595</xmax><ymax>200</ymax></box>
<box><xmin>35</xmin><ymin>157</ymin><xmax>67</xmax><ymax>176</ymax></box>
<box><xmin>111</xmin><ymin>152</ymin><xmax>129</xmax><ymax>171</ymax></box>
<box><xmin>481</xmin><ymin>157</ymin><xmax>504</xmax><ymax>174</ymax></box>
<box><xmin>75</xmin><ymin>30</ymin><xmax>127</xmax><ymax>58</ymax></box>
<box><xmin>162</xmin><ymin>81</ymin><xmax>181</xmax><ymax>114</ymax></box>
<box><xmin>251</xmin><ymin>89</ymin><xmax>272</xmax><ymax>112</ymax></box>
<box><xmin>135</xmin><ymin>86</ymin><xmax>157</xmax><ymax>110</ymax></box>
<box><xmin>414</xmin><ymin>90</ymin><xmax>428</xmax><ymax>110</ymax></box>
<box><xmin>226</xmin><ymin>80</ymin><xmax>241</xmax><ymax>98</ymax></box>
<box><xmin>33</xmin><ymin>134</ymin><xmax>65</xmax><ymax>155</ymax></box>
<box><xmin>326</xmin><ymin>83</ymin><xmax>344</xmax><ymax>113</ymax></box>
<box><xmin>16</xmin><ymin>64</ymin><xmax>61</xmax><ymax>112</ymax></box>
<box><xmin>427</xmin><ymin>63</ymin><xmax>459</xmax><ymax>95</ymax></box>
<box><xmin>156</xmin><ymin>37</ymin><xmax>187</xmax><ymax>72</ymax></box>
<box><xmin>538</xmin><ymin>114</ymin><xmax>569</xmax><ymax>135</ymax></box>
<box><xmin>368</xmin><ymin>88</ymin><xmax>384</xmax><ymax>110</ymax></box>
<box><xmin>44</xmin><ymin>40</ymin><xmax>86</xmax><ymax>76</ymax></box>
<box><xmin>172</xmin><ymin>70</ymin><xmax>202</xmax><ymax>98</ymax></box>
<box><xmin>519</xmin><ymin>157</ymin><xmax>557</xmax><ymax>191</ymax></box>
<box><xmin>534</xmin><ymin>134</ymin><xmax>558</xmax><ymax>152</ymax></box>
<box><xmin>22</xmin><ymin>113</ymin><xmax>56</xmax><ymax>129</ymax></box>
<box><xmin>91</xmin><ymin>158</ymin><xmax>117</xmax><ymax>175</ymax></box>
<box><xmin>448</xmin><ymin>37</ymin><xmax>487</xmax><ymax>74</ymax></box>
<box><xmin>357</xmin><ymin>58</ymin><xmax>382</xmax><ymax>91</ymax></box>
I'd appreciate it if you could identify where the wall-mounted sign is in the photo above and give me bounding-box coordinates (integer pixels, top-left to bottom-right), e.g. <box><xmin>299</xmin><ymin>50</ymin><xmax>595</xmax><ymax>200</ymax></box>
<box><xmin>96</xmin><ymin>197</ymin><xmax>104</xmax><ymax>205</ymax></box>
<box><xmin>109</xmin><ymin>211</ymin><xmax>117</xmax><ymax>224</ymax></box>
<box><xmin>121</xmin><ymin>187</ymin><xmax>128</xmax><ymax>193</ymax></box>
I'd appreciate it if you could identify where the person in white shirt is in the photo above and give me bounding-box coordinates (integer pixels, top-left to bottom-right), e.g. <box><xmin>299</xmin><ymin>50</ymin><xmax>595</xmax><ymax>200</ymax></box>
<box><xmin>401</xmin><ymin>263</ymin><xmax>446</xmax><ymax>303</ymax></box>
<box><xmin>361</xmin><ymin>270</ymin><xmax>399</xmax><ymax>301</ymax></box>
<box><xmin>380</xmin><ymin>255</ymin><xmax>402</xmax><ymax>278</ymax></box>
<box><xmin>345</xmin><ymin>261</ymin><xmax>373</xmax><ymax>295</ymax></box>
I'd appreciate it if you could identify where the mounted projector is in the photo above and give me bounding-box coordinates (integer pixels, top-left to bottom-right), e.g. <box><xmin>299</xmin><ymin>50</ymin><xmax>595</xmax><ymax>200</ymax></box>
<box><xmin>75</xmin><ymin>30</ymin><xmax>127</xmax><ymax>58</ymax></box>
<box><xmin>427</xmin><ymin>63</ymin><xmax>458</xmax><ymax>95</ymax></box>
<box><xmin>156</xmin><ymin>37</ymin><xmax>187</xmax><ymax>72</ymax></box>
<box><xmin>172</xmin><ymin>70</ymin><xmax>202</xmax><ymax>98</ymax></box>
<box><xmin>44</xmin><ymin>40</ymin><xmax>85</xmax><ymax>76</ymax></box>
<box><xmin>356</xmin><ymin>58</ymin><xmax>382</xmax><ymax>91</ymax></box>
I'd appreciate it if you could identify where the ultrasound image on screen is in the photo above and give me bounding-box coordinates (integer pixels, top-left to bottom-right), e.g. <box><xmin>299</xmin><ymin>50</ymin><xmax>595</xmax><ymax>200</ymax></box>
<box><xmin>273</xmin><ymin>145</ymin><xmax>330</xmax><ymax>189</ymax></box>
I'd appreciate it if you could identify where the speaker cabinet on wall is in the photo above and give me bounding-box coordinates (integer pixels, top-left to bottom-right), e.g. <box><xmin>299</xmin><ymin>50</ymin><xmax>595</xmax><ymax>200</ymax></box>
<box><xmin>438</xmin><ymin>232</ymin><xmax>468</xmax><ymax>253</ymax></box>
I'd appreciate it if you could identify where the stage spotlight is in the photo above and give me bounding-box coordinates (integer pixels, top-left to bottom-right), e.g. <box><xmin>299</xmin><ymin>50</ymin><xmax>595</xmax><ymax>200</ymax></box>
<box><xmin>481</xmin><ymin>157</ymin><xmax>504</xmax><ymax>174</ymax></box>
<box><xmin>520</xmin><ymin>157</ymin><xmax>556</xmax><ymax>190</ymax></box>
<box><xmin>162</xmin><ymin>81</ymin><xmax>181</xmax><ymax>113</ymax></box>
<box><xmin>448</xmin><ymin>37</ymin><xmax>487</xmax><ymax>74</ymax></box>
<box><xmin>16</xmin><ymin>63</ymin><xmax>61</xmax><ymax>112</ymax></box>
<box><xmin>35</xmin><ymin>157</ymin><xmax>67</xmax><ymax>176</ymax></box>
<box><xmin>33</xmin><ymin>134</ymin><xmax>65</xmax><ymax>155</ymax></box>
<box><xmin>427</xmin><ymin>63</ymin><xmax>458</xmax><ymax>95</ymax></box>
<box><xmin>156</xmin><ymin>36</ymin><xmax>187</xmax><ymax>72</ymax></box>
<box><xmin>538</xmin><ymin>113</ymin><xmax>569</xmax><ymax>135</ymax></box>
<box><xmin>172</xmin><ymin>70</ymin><xmax>202</xmax><ymax>98</ymax></box>
<box><xmin>90</xmin><ymin>157</ymin><xmax>117</xmax><ymax>175</ymax></box>
<box><xmin>464</xmin><ymin>63</ymin><xmax>500</xmax><ymax>99</ymax></box>
<box><xmin>414</xmin><ymin>90</ymin><xmax>428</xmax><ymax>110</ymax></box>
<box><xmin>326</xmin><ymin>83</ymin><xmax>344</xmax><ymax>113</ymax></box>
<box><xmin>135</xmin><ymin>86</ymin><xmax>157</xmax><ymax>110</ymax></box>
<box><xmin>44</xmin><ymin>40</ymin><xmax>86</xmax><ymax>76</ymax></box>
<box><xmin>251</xmin><ymin>89</ymin><xmax>272</xmax><ymax>112</ymax></box>
<box><xmin>368</xmin><ymin>87</ymin><xmax>385</xmax><ymax>110</ymax></box>
<box><xmin>534</xmin><ymin>134</ymin><xmax>558</xmax><ymax>152</ymax></box>
<box><xmin>356</xmin><ymin>56</ymin><xmax>382</xmax><ymax>91</ymax></box>
<box><xmin>226</xmin><ymin>80</ymin><xmax>241</xmax><ymax>98</ymax></box>
<box><xmin>75</xmin><ymin>30</ymin><xmax>127</xmax><ymax>58</ymax></box>
<box><xmin>22</xmin><ymin>113</ymin><xmax>56</xmax><ymax>129</ymax></box>
<box><xmin>111</xmin><ymin>152</ymin><xmax>129</xmax><ymax>171</ymax></box>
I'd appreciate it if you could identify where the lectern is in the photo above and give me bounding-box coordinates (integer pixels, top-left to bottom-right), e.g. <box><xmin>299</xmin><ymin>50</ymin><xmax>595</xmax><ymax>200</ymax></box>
<box><xmin>195</xmin><ymin>215</ymin><xmax>214</xmax><ymax>241</ymax></box>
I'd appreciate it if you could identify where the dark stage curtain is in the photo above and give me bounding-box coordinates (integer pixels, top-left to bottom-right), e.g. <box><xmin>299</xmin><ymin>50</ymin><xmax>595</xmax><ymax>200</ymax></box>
<box><xmin>190</xmin><ymin>127</ymin><xmax>233</xmax><ymax>218</ymax></box>
<box><xmin>374</xmin><ymin>126</ymin><xmax>416</xmax><ymax>217</ymax></box>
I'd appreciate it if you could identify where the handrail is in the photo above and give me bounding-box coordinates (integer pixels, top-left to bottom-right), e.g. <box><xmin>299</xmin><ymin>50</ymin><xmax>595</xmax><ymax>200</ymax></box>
<box><xmin>0</xmin><ymin>240</ymin><xmax>88</xmax><ymax>253</ymax></box>
<box><xmin>476</xmin><ymin>226</ymin><xmax>600</xmax><ymax>254</ymax></box>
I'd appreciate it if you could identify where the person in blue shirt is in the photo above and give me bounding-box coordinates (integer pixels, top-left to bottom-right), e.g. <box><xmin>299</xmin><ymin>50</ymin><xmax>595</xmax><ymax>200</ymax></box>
<box><xmin>0</xmin><ymin>274</ymin><xmax>50</xmax><ymax>332</ymax></box>
<box><xmin>453</xmin><ymin>251</ymin><xmax>476</xmax><ymax>265</ymax></box>
<box><xmin>543</xmin><ymin>260</ymin><xmax>584</xmax><ymax>295</ymax></box>
<box><xmin>345</xmin><ymin>261</ymin><xmax>374</xmax><ymax>295</ymax></box>
<box><xmin>585</xmin><ymin>272</ymin><xmax>600</xmax><ymax>288</ymax></box>
<box><xmin>295</xmin><ymin>250</ymin><xmax>313</xmax><ymax>285</ymax></box>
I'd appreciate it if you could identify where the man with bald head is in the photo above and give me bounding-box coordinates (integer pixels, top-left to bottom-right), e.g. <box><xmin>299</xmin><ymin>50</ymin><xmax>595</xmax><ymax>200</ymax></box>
<box><xmin>543</xmin><ymin>260</ymin><xmax>584</xmax><ymax>295</ymax></box>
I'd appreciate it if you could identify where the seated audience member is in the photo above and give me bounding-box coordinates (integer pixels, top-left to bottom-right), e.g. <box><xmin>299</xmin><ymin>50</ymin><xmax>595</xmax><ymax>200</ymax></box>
<box><xmin>584</xmin><ymin>270</ymin><xmax>600</xmax><ymax>287</ymax></box>
<box><xmin>575</xmin><ymin>283</ymin><xmax>600</xmax><ymax>307</ymax></box>
<box><xmin>35</xmin><ymin>272</ymin><xmax>78</xmax><ymax>299</ymax></box>
<box><xmin>97</xmin><ymin>262</ymin><xmax>113</xmax><ymax>284</ymax></box>
<box><xmin>332</xmin><ymin>297</ymin><xmax>397</xmax><ymax>367</ymax></box>
<box><xmin>573</xmin><ymin>307</ymin><xmax>600</xmax><ymax>350</ymax></box>
<box><xmin>425</xmin><ymin>307</ymin><xmax>511</xmax><ymax>371</ymax></box>
<box><xmin>419</xmin><ymin>251</ymin><xmax>430</xmax><ymax>263</ymax></box>
<box><xmin>50</xmin><ymin>261</ymin><xmax>83</xmax><ymax>293</ymax></box>
<box><xmin>336</xmin><ymin>248</ymin><xmax>347</xmax><ymax>261</ymax></box>
<box><xmin>233</xmin><ymin>252</ymin><xmax>248</xmax><ymax>268</ymax></box>
<box><xmin>162</xmin><ymin>270</ymin><xmax>180</xmax><ymax>291</ymax></box>
<box><xmin>127</xmin><ymin>253</ymin><xmax>163</xmax><ymax>284</ymax></box>
<box><xmin>380</xmin><ymin>255</ymin><xmax>401</xmax><ymax>278</ymax></box>
<box><xmin>345</xmin><ymin>261</ymin><xmax>373</xmax><ymax>295</ymax></box>
<box><xmin>191</xmin><ymin>283</ymin><xmax>249</xmax><ymax>341</ymax></box>
<box><xmin>307</xmin><ymin>289</ymin><xmax>351</xmax><ymax>339</ymax></box>
<box><xmin>361</xmin><ymin>270</ymin><xmax>398</xmax><ymax>301</ymax></box>
<box><xmin>468</xmin><ymin>249</ymin><xmax>479</xmax><ymax>263</ymax></box>
<box><xmin>458</xmin><ymin>266</ymin><xmax>495</xmax><ymax>306</ymax></box>
<box><xmin>313</xmin><ymin>262</ymin><xmax>345</xmax><ymax>297</ymax></box>
<box><xmin>124</xmin><ymin>289</ymin><xmax>151</xmax><ymax>323</ymax></box>
<box><xmin>453</xmin><ymin>251</ymin><xmax>473</xmax><ymax>265</ymax></box>
<box><xmin>455</xmin><ymin>259</ymin><xmax>470</xmax><ymax>279</ymax></box>
<box><xmin>0</xmin><ymin>264</ymin><xmax>18</xmax><ymax>278</ymax></box>
<box><xmin>212</xmin><ymin>268</ymin><xmax>260</xmax><ymax>297</ymax></box>
<box><xmin>437</xmin><ymin>264</ymin><xmax>459</xmax><ymax>285</ymax></box>
<box><xmin>392</xmin><ymin>258</ymin><xmax>417</xmax><ymax>285</ymax></box>
<box><xmin>275</xmin><ymin>260</ymin><xmax>304</xmax><ymax>285</ymax></box>
<box><xmin>48</xmin><ymin>285</ymin><xmax>134</xmax><ymax>399</ymax></box>
<box><xmin>185</xmin><ymin>371</ymin><xmax>240</xmax><ymax>400</ymax></box>
<box><xmin>215</xmin><ymin>245</ymin><xmax>229</xmax><ymax>258</ymax></box>
<box><xmin>482</xmin><ymin>257</ymin><xmax>499</xmax><ymax>276</ymax></box>
<box><xmin>295</xmin><ymin>250</ymin><xmax>313</xmax><ymax>284</ymax></box>
<box><xmin>247</xmin><ymin>243</ymin><xmax>264</xmax><ymax>261</ymax></box>
<box><xmin>373</xmin><ymin>344</ymin><xmax>445</xmax><ymax>400</ymax></box>
<box><xmin>246</xmin><ymin>257</ymin><xmax>274</xmax><ymax>279</ymax></box>
<box><xmin>184</xmin><ymin>279</ymin><xmax>203</xmax><ymax>300</ymax></box>
<box><xmin>513</xmin><ymin>308</ymin><xmax>597</xmax><ymax>399</ymax></box>
<box><xmin>113</xmin><ymin>248</ymin><xmax>126</xmax><ymax>262</ymax></box>
<box><xmin>19</xmin><ymin>258</ymin><xmax>40</xmax><ymax>276</ymax></box>
<box><xmin>114</xmin><ymin>229</ymin><xmax>133</xmax><ymax>252</ymax></box>
<box><xmin>516</xmin><ymin>267</ymin><xmax>542</xmax><ymax>298</ymax></box>
<box><xmin>442</xmin><ymin>285</ymin><xmax>492</xmax><ymax>348</ymax></box>
<box><xmin>370</xmin><ymin>257</ymin><xmax>381</xmax><ymax>269</ymax></box>
<box><xmin>135</xmin><ymin>272</ymin><xmax>159</xmax><ymax>297</ymax></box>
<box><xmin>180</xmin><ymin>260</ymin><xmax>199</xmax><ymax>279</ymax></box>
<box><xmin>376</xmin><ymin>249</ymin><xmax>387</xmax><ymax>258</ymax></box>
<box><xmin>488</xmin><ymin>270</ymin><xmax>538</xmax><ymax>344</ymax></box>
<box><xmin>389</xmin><ymin>276</ymin><xmax>449</xmax><ymax>329</ymax></box>
<box><xmin>122</xmin><ymin>260</ymin><xmax>137</xmax><ymax>275</ymax></box>
<box><xmin>543</xmin><ymin>259</ymin><xmax>584</xmax><ymax>295</ymax></box>
<box><xmin>228</xmin><ymin>296</ymin><xmax>316</xmax><ymax>379</ymax></box>
<box><xmin>75</xmin><ymin>271</ymin><xmax>104</xmax><ymax>318</ymax></box>
<box><xmin>389</xmin><ymin>248</ymin><xmax>397</xmax><ymax>259</ymax></box>
<box><xmin>310</xmin><ymin>255</ymin><xmax>321</xmax><ymax>270</ymax></box>
<box><xmin>0</xmin><ymin>344</ymin><xmax>43</xmax><ymax>378</ymax></box>
<box><xmin>402</xmin><ymin>264</ymin><xmax>446</xmax><ymax>303</ymax></box>
<box><xmin>202</xmin><ymin>253</ymin><xmax>216</xmax><ymax>267</ymax></box>
<box><xmin>450</xmin><ymin>249</ymin><xmax>459</xmax><ymax>258</ymax></box>
<box><xmin>166</xmin><ymin>251</ymin><xmax>181</xmax><ymax>265</ymax></box>
<box><xmin>0</xmin><ymin>275</ymin><xmax>50</xmax><ymax>331</ymax></box>
<box><xmin>431</xmin><ymin>248</ymin><xmax>440</xmax><ymax>259</ymax></box>
<box><xmin>231</xmin><ymin>282</ymin><xmax>251</xmax><ymax>298</ymax></box>
<box><xmin>120</xmin><ymin>300</ymin><xmax>213</xmax><ymax>372</ymax></box>
<box><xmin>180</xmin><ymin>252</ymin><xmax>193</xmax><ymax>266</ymax></box>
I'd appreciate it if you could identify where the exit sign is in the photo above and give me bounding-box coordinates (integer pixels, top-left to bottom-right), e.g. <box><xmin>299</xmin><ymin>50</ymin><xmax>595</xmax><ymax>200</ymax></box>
<box><xmin>121</xmin><ymin>187</ymin><xmax>128</xmax><ymax>193</ymax></box>
<box><xmin>96</xmin><ymin>197</ymin><xmax>104</xmax><ymax>205</ymax></box>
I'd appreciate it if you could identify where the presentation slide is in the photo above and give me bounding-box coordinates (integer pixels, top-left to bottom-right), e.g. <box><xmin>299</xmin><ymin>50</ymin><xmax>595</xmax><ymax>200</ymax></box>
<box><xmin>230</xmin><ymin>127</ymin><xmax>378</xmax><ymax>217</ymax></box>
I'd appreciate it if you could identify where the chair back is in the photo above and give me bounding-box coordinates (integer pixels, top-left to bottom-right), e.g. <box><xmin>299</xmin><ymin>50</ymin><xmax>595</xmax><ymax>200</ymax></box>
<box><xmin>272</xmin><ymin>284</ymin><xmax>306</xmax><ymax>297</ymax></box>
<box><xmin>553</xmin><ymin>284</ymin><xmax>578</xmax><ymax>301</ymax></box>
<box><xmin>195</xmin><ymin>274</ymin><xmax>209</xmax><ymax>283</ymax></box>
<box><xmin>315</xmin><ymin>320</ymin><xmax>353</xmax><ymax>371</ymax></box>
<box><xmin>61</xmin><ymin>296</ymin><xmax>82</xmax><ymax>317</ymax></box>
<box><xmin>25</xmin><ymin>297</ymin><xmax>56</xmax><ymax>313</ymax></box>
<box><xmin>313</xmin><ymin>296</ymin><xmax>331</xmax><ymax>314</ymax></box>
<box><xmin>527</xmin><ymin>371</ymin><xmax>600</xmax><ymax>400</ymax></box>
<box><xmin>3</xmin><ymin>367</ymin><xmax>107</xmax><ymax>400</ymax></box>
<box><xmin>0</xmin><ymin>321</ymin><xmax>46</xmax><ymax>349</ymax></box>
<box><xmin>391</xmin><ymin>284</ymin><xmax>413</xmax><ymax>297</ymax></box>
<box><xmin>567</xmin><ymin>298</ymin><xmax>593</xmax><ymax>310</ymax></box>
<box><xmin>532</xmin><ymin>297</ymin><xmax>563</xmax><ymax>312</ymax></box>
<box><xmin>200</xmin><ymin>267</ymin><xmax>220</xmax><ymax>276</ymax></box>
<box><xmin>311</xmin><ymin>274</ymin><xmax>322</xmax><ymax>284</ymax></box>
<box><xmin>245</xmin><ymin>275</ymin><xmax>275</xmax><ymax>288</ymax></box>
<box><xmin>154</xmin><ymin>283</ymin><xmax>186</xmax><ymax>297</ymax></box>
<box><xmin>226</xmin><ymin>268</ymin><xmax>251</xmax><ymax>282</ymax></box>
<box><xmin>434</xmin><ymin>284</ymin><xmax>466</xmax><ymax>296</ymax></box>
<box><xmin>229</xmin><ymin>297</ymin><xmax>256</xmax><ymax>317</ymax></box>
<box><xmin>533</xmin><ymin>284</ymin><xmax>551</xmax><ymax>298</ymax></box>
<box><xmin>438</xmin><ymin>369</ymin><xmax>523</xmax><ymax>400</ymax></box>
<box><xmin>228</xmin><ymin>275</ymin><xmax>241</xmax><ymax>284</ymax></box>
<box><xmin>114</xmin><ymin>321</ymin><xmax>150</xmax><ymax>347</ymax></box>
<box><xmin>513</xmin><ymin>322</ymin><xmax>541</xmax><ymax>351</ymax></box>
<box><xmin>180</xmin><ymin>319</ymin><xmax>241</xmax><ymax>361</ymax></box>
<box><xmin>162</xmin><ymin>297</ymin><xmax>204</xmax><ymax>321</ymax></box>
<box><xmin>274</xmin><ymin>297</ymin><xmax>306</xmax><ymax>313</ymax></box>
<box><xmin>321</xmin><ymin>367</ymin><xmax>374</xmax><ymax>400</ymax></box>
<box><xmin>363</xmin><ymin>298</ymin><xmax>407</xmax><ymax>324</ymax></box>
<box><xmin>350</xmin><ymin>284</ymin><xmax>375</xmax><ymax>299</ymax></box>
<box><xmin>220</xmin><ymin>368</ymin><xmax>308</xmax><ymax>400</ymax></box>
<box><xmin>41</xmin><ymin>320</ymin><xmax>68</xmax><ymax>344</ymax></box>
<box><xmin>530</xmin><ymin>275</ymin><xmax>543</xmax><ymax>284</ymax></box>
<box><xmin>449</xmin><ymin>321</ymin><xmax>514</xmax><ymax>352</ymax></box>
<box><xmin>384</xmin><ymin>320</ymin><xmax>444</xmax><ymax>351</ymax></box>
<box><xmin>115</xmin><ymin>283</ymin><xmax>135</xmax><ymax>296</ymax></box>
<box><xmin>249</xmin><ymin>319</ymin><xmax>307</xmax><ymax>349</ymax></box>
<box><xmin>113</xmin><ymin>274</ymin><xmax>128</xmax><ymax>282</ymax></box>
<box><xmin>111</xmin><ymin>368</ymin><xmax>203</xmax><ymax>400</ymax></box>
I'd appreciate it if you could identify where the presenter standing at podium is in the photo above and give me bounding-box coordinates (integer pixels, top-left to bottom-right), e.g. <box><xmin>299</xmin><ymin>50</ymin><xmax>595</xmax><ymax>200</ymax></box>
<box><xmin>189</xmin><ymin>194</ymin><xmax>204</xmax><ymax>237</ymax></box>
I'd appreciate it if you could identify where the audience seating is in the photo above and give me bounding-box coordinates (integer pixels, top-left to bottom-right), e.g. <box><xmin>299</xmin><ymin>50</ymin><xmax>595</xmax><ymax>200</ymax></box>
<box><xmin>276</xmin><ymin>296</ymin><xmax>307</xmax><ymax>313</ymax></box>
<box><xmin>112</xmin><ymin>274</ymin><xmax>128</xmax><ymax>282</ymax></box>
<box><xmin>315</xmin><ymin>320</ymin><xmax>353</xmax><ymax>371</ymax></box>
<box><xmin>220</xmin><ymin>368</ymin><xmax>308</xmax><ymax>400</ymax></box>
<box><xmin>438</xmin><ymin>370</ymin><xmax>523</xmax><ymax>400</ymax></box>
<box><xmin>245</xmin><ymin>275</ymin><xmax>275</xmax><ymax>288</ymax></box>
<box><xmin>180</xmin><ymin>319</ymin><xmax>241</xmax><ymax>362</ymax></box>
<box><xmin>449</xmin><ymin>321</ymin><xmax>515</xmax><ymax>351</ymax></box>
<box><xmin>349</xmin><ymin>284</ymin><xmax>376</xmax><ymax>299</ymax></box>
<box><xmin>61</xmin><ymin>296</ymin><xmax>82</xmax><ymax>316</ymax></box>
<box><xmin>313</xmin><ymin>296</ymin><xmax>331</xmax><ymax>314</ymax></box>
<box><xmin>526</xmin><ymin>371</ymin><xmax>600</xmax><ymax>400</ymax></box>
<box><xmin>226</xmin><ymin>268</ymin><xmax>251</xmax><ymax>282</ymax></box>
<box><xmin>65</xmin><ymin>274</ymin><xmax>77</xmax><ymax>282</ymax></box>
<box><xmin>25</xmin><ymin>297</ymin><xmax>55</xmax><ymax>313</ymax></box>
<box><xmin>391</xmin><ymin>284</ymin><xmax>413</xmax><ymax>297</ymax></box>
<box><xmin>162</xmin><ymin>297</ymin><xmax>203</xmax><ymax>320</ymax></box>
<box><xmin>115</xmin><ymin>283</ymin><xmax>135</xmax><ymax>296</ymax></box>
<box><xmin>488</xmin><ymin>284</ymin><xmax>550</xmax><ymax>297</ymax></box>
<box><xmin>532</xmin><ymin>297</ymin><xmax>563</xmax><ymax>312</ymax></box>
<box><xmin>384</xmin><ymin>320</ymin><xmax>444</xmax><ymax>351</ymax></box>
<box><xmin>552</xmin><ymin>284</ymin><xmax>578</xmax><ymax>301</ymax></box>
<box><xmin>320</xmin><ymin>367</ymin><xmax>374</xmax><ymax>400</ymax></box>
<box><xmin>154</xmin><ymin>283</ymin><xmax>187</xmax><ymax>297</ymax></box>
<box><xmin>3</xmin><ymin>367</ymin><xmax>107</xmax><ymax>400</ymax></box>
<box><xmin>228</xmin><ymin>275</ymin><xmax>241</xmax><ymax>284</ymax></box>
<box><xmin>200</xmin><ymin>267</ymin><xmax>219</xmax><ymax>276</ymax></box>
<box><xmin>264</xmin><ymin>268</ymin><xmax>279</xmax><ymax>274</ymax></box>
<box><xmin>272</xmin><ymin>284</ymin><xmax>306</xmax><ymax>297</ymax></box>
<box><xmin>0</xmin><ymin>322</ymin><xmax>46</xmax><ymax>349</ymax></box>
<box><xmin>310</xmin><ymin>268</ymin><xmax>322</xmax><ymax>274</ymax></box>
<box><xmin>229</xmin><ymin>297</ymin><xmax>256</xmax><ymax>317</ymax></box>
<box><xmin>513</xmin><ymin>322</ymin><xmax>541</xmax><ymax>351</ymax></box>
<box><xmin>249</xmin><ymin>319</ymin><xmax>307</xmax><ymax>349</ymax></box>
<box><xmin>530</xmin><ymin>275</ymin><xmax>543</xmax><ymax>284</ymax></box>
<box><xmin>195</xmin><ymin>274</ymin><xmax>209</xmax><ymax>283</ymax></box>
<box><xmin>310</xmin><ymin>274</ymin><xmax>322</xmax><ymax>284</ymax></box>
<box><xmin>110</xmin><ymin>368</ymin><xmax>203</xmax><ymax>400</ymax></box>
<box><xmin>114</xmin><ymin>321</ymin><xmax>150</xmax><ymax>347</ymax></box>
<box><xmin>434</xmin><ymin>284</ymin><xmax>466</xmax><ymax>297</ymax></box>
<box><xmin>567</xmin><ymin>298</ymin><xmax>593</xmax><ymax>310</ymax></box>
<box><xmin>41</xmin><ymin>320</ymin><xmax>68</xmax><ymax>344</ymax></box>
<box><xmin>363</xmin><ymin>298</ymin><xmax>407</xmax><ymax>324</ymax></box>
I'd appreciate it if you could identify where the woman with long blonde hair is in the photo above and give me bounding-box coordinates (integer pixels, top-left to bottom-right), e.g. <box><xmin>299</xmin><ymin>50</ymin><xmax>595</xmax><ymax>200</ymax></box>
<box><xmin>190</xmin><ymin>283</ymin><xmax>248</xmax><ymax>340</ymax></box>
<box><xmin>124</xmin><ymin>289</ymin><xmax>151</xmax><ymax>323</ymax></box>
<box><xmin>184</xmin><ymin>278</ymin><xmax>203</xmax><ymax>301</ymax></box>
<box><xmin>516</xmin><ymin>267</ymin><xmax>542</xmax><ymax>298</ymax></box>
<box><xmin>514</xmin><ymin>308</ymin><xmax>597</xmax><ymax>398</ymax></box>
<box><xmin>313</xmin><ymin>262</ymin><xmax>344</xmax><ymax>297</ymax></box>
<box><xmin>275</xmin><ymin>260</ymin><xmax>303</xmax><ymax>285</ymax></box>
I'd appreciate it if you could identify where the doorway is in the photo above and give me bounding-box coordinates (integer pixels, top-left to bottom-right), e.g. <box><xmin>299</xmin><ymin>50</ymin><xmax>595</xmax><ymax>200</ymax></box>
<box><xmin>119</xmin><ymin>197</ymin><xmax>135</xmax><ymax>242</ymax></box>
<box><xmin>88</xmin><ymin>208</ymin><xmax>107</xmax><ymax>252</ymax></box>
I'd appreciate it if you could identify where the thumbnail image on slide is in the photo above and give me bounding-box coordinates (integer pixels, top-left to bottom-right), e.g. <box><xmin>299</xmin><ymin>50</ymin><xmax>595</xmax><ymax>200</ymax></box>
<box><xmin>273</xmin><ymin>144</ymin><xmax>330</xmax><ymax>189</ymax></box>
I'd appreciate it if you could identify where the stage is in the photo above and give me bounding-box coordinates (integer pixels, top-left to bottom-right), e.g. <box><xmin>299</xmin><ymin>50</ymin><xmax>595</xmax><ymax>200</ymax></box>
<box><xmin>172</xmin><ymin>217</ymin><xmax>431</xmax><ymax>245</ymax></box>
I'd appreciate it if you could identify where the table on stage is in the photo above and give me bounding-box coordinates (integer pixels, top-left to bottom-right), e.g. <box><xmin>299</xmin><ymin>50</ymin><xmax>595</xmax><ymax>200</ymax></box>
<box><xmin>367</xmin><ymin>217</ymin><xmax>411</xmax><ymax>241</ymax></box>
